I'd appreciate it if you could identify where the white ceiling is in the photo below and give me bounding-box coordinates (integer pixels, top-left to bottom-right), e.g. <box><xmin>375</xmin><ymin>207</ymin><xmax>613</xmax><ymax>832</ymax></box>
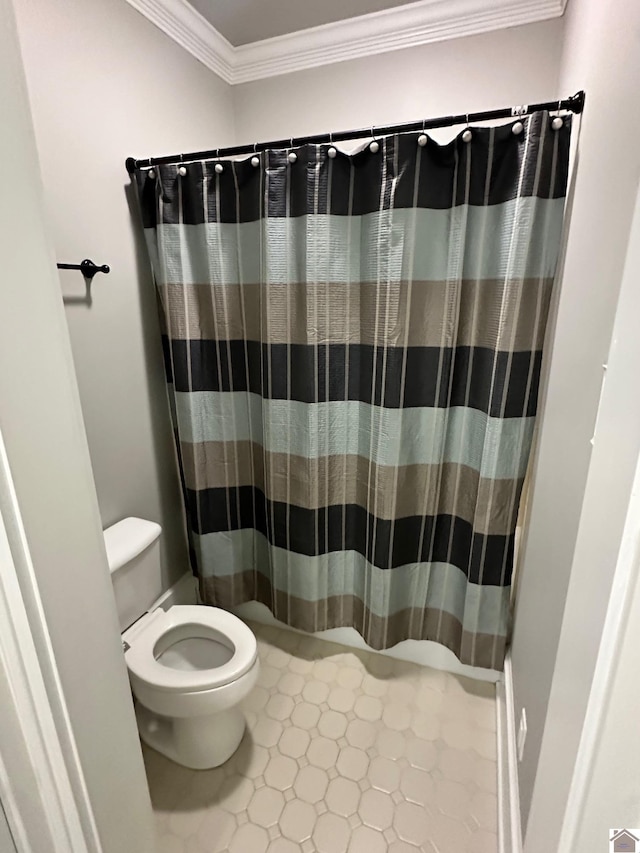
<box><xmin>187</xmin><ymin>0</ymin><xmax>417</xmax><ymax>46</ymax></box>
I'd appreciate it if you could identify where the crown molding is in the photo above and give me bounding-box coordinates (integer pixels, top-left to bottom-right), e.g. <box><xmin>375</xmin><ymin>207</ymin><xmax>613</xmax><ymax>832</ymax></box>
<box><xmin>125</xmin><ymin>0</ymin><xmax>567</xmax><ymax>85</ymax></box>
<box><xmin>126</xmin><ymin>0</ymin><xmax>235</xmax><ymax>82</ymax></box>
<box><xmin>232</xmin><ymin>0</ymin><xmax>566</xmax><ymax>83</ymax></box>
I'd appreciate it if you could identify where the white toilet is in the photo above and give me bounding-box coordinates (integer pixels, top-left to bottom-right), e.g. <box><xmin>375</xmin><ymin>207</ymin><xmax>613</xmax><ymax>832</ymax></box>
<box><xmin>104</xmin><ymin>517</ymin><xmax>260</xmax><ymax>770</ymax></box>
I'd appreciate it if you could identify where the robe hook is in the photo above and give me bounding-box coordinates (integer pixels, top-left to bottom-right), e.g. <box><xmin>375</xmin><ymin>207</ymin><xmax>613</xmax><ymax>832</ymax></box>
<box><xmin>57</xmin><ymin>259</ymin><xmax>110</xmax><ymax>280</ymax></box>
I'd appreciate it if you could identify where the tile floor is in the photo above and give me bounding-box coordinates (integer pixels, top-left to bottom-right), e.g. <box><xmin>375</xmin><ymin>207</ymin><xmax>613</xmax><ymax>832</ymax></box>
<box><xmin>147</xmin><ymin>621</ymin><xmax>498</xmax><ymax>853</ymax></box>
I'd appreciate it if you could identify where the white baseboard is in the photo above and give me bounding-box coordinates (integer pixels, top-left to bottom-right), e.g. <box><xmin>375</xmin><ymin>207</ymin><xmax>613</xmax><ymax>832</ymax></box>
<box><xmin>497</xmin><ymin>652</ymin><xmax>523</xmax><ymax>853</ymax></box>
<box><xmin>154</xmin><ymin>571</ymin><xmax>198</xmax><ymax>610</ymax></box>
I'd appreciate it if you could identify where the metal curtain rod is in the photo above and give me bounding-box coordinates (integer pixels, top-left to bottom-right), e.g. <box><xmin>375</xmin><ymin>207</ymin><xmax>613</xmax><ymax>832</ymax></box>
<box><xmin>125</xmin><ymin>91</ymin><xmax>585</xmax><ymax>173</ymax></box>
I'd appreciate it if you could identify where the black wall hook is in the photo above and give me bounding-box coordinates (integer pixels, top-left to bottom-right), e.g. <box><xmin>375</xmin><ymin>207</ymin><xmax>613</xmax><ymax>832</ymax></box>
<box><xmin>57</xmin><ymin>259</ymin><xmax>110</xmax><ymax>280</ymax></box>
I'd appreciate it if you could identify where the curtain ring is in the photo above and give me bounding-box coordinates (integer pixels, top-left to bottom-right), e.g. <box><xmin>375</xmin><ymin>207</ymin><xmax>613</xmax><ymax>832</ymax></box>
<box><xmin>418</xmin><ymin>118</ymin><xmax>427</xmax><ymax>147</ymax></box>
<box><xmin>369</xmin><ymin>128</ymin><xmax>379</xmax><ymax>154</ymax></box>
<box><xmin>462</xmin><ymin>114</ymin><xmax>472</xmax><ymax>143</ymax></box>
<box><xmin>328</xmin><ymin>131</ymin><xmax>337</xmax><ymax>158</ymax></box>
<box><xmin>551</xmin><ymin>100</ymin><xmax>564</xmax><ymax>130</ymax></box>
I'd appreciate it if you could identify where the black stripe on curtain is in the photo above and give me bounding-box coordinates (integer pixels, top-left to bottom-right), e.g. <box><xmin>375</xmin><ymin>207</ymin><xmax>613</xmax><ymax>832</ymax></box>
<box><xmin>135</xmin><ymin>115</ymin><xmax>572</xmax><ymax>227</ymax></box>
<box><xmin>189</xmin><ymin>485</ymin><xmax>514</xmax><ymax>584</ymax></box>
<box><xmin>168</xmin><ymin>339</ymin><xmax>542</xmax><ymax>417</ymax></box>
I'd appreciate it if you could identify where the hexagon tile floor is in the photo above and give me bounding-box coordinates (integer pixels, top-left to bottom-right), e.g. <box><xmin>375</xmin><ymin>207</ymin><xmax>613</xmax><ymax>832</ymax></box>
<box><xmin>146</xmin><ymin>620</ymin><xmax>498</xmax><ymax>853</ymax></box>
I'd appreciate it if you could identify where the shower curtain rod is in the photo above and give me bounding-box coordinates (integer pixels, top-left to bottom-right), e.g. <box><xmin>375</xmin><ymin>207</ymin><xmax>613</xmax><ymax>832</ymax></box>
<box><xmin>126</xmin><ymin>90</ymin><xmax>584</xmax><ymax>172</ymax></box>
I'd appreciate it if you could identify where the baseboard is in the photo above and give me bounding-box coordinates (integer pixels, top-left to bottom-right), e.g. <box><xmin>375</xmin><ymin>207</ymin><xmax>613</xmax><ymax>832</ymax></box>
<box><xmin>154</xmin><ymin>571</ymin><xmax>198</xmax><ymax>610</ymax></box>
<box><xmin>497</xmin><ymin>652</ymin><xmax>523</xmax><ymax>853</ymax></box>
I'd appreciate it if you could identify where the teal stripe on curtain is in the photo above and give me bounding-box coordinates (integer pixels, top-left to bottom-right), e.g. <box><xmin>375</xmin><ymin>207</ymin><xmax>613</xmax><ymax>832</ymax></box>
<box><xmin>146</xmin><ymin>198</ymin><xmax>566</xmax><ymax>286</ymax></box>
<box><xmin>175</xmin><ymin>394</ymin><xmax>535</xmax><ymax>478</ymax></box>
<box><xmin>193</xmin><ymin>529</ymin><xmax>509</xmax><ymax>635</ymax></box>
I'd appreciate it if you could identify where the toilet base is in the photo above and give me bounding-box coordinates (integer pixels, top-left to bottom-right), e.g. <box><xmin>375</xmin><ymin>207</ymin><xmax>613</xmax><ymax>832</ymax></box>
<box><xmin>136</xmin><ymin>702</ymin><xmax>246</xmax><ymax>770</ymax></box>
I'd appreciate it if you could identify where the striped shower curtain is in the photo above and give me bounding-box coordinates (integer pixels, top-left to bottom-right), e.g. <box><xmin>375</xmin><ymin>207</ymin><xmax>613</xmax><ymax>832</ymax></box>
<box><xmin>134</xmin><ymin>111</ymin><xmax>570</xmax><ymax>670</ymax></box>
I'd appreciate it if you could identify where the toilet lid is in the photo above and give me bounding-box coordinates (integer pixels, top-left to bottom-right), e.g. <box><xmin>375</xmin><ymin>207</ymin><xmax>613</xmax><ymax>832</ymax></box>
<box><xmin>124</xmin><ymin>605</ymin><xmax>257</xmax><ymax>692</ymax></box>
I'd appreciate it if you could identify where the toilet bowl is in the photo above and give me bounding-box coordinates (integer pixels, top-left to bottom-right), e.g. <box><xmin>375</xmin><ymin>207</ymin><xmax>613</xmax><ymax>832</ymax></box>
<box><xmin>104</xmin><ymin>518</ymin><xmax>260</xmax><ymax>770</ymax></box>
<box><xmin>123</xmin><ymin>605</ymin><xmax>259</xmax><ymax>769</ymax></box>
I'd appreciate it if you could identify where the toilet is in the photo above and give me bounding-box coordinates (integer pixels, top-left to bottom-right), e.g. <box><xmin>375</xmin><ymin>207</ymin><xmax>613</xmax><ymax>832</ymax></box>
<box><xmin>104</xmin><ymin>517</ymin><xmax>259</xmax><ymax>770</ymax></box>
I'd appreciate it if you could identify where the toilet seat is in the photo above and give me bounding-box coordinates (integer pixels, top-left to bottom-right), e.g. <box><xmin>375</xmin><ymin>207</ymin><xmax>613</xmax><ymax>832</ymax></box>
<box><xmin>124</xmin><ymin>605</ymin><xmax>257</xmax><ymax>693</ymax></box>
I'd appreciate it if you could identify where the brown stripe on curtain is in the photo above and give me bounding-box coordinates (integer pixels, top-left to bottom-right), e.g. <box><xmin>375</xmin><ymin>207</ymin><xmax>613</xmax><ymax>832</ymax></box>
<box><xmin>161</xmin><ymin>278</ymin><xmax>554</xmax><ymax>351</ymax></box>
<box><xmin>181</xmin><ymin>443</ymin><xmax>522</xmax><ymax>536</ymax></box>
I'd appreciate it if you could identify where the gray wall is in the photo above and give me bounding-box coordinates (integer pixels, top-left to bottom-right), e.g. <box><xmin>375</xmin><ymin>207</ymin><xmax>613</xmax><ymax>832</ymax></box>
<box><xmin>14</xmin><ymin>0</ymin><xmax>236</xmax><ymax>592</ymax></box>
<box><xmin>233</xmin><ymin>19</ymin><xmax>564</xmax><ymax>145</ymax></box>
<box><xmin>509</xmin><ymin>0</ymin><xmax>640</xmax><ymax>841</ymax></box>
<box><xmin>0</xmin><ymin>0</ymin><xmax>155</xmax><ymax>847</ymax></box>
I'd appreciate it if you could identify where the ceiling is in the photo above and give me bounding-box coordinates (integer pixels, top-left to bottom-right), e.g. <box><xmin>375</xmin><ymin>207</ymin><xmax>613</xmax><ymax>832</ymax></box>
<box><xmin>187</xmin><ymin>0</ymin><xmax>416</xmax><ymax>46</ymax></box>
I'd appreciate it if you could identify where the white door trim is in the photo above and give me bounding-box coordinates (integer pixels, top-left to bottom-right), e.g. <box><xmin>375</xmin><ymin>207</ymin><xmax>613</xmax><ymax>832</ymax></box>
<box><xmin>496</xmin><ymin>653</ymin><xmax>523</xmax><ymax>853</ymax></box>
<box><xmin>557</xmin><ymin>446</ymin><xmax>640</xmax><ymax>851</ymax></box>
<box><xmin>0</xmin><ymin>428</ymin><xmax>101</xmax><ymax>853</ymax></box>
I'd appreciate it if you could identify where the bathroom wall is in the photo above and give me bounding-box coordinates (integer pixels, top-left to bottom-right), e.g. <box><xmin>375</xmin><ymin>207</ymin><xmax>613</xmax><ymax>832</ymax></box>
<box><xmin>233</xmin><ymin>19</ymin><xmax>564</xmax><ymax>145</ymax></box>
<box><xmin>0</xmin><ymin>0</ymin><xmax>155</xmax><ymax>847</ymax></box>
<box><xmin>509</xmin><ymin>0</ymin><xmax>640</xmax><ymax>844</ymax></box>
<box><xmin>13</xmin><ymin>0</ymin><xmax>236</xmax><ymax>590</ymax></box>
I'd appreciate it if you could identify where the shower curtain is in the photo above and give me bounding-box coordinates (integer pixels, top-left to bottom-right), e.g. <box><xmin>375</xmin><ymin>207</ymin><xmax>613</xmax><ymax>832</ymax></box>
<box><xmin>134</xmin><ymin>111</ymin><xmax>570</xmax><ymax>669</ymax></box>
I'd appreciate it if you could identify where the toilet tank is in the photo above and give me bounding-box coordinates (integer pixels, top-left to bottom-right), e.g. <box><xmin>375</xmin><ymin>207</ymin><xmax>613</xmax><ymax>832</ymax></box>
<box><xmin>104</xmin><ymin>517</ymin><xmax>163</xmax><ymax>631</ymax></box>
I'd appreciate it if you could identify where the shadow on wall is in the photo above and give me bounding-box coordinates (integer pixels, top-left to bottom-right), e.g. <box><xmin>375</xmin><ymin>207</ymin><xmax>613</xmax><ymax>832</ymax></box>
<box><xmin>60</xmin><ymin>261</ymin><xmax>111</xmax><ymax>306</ymax></box>
<box><xmin>61</xmin><ymin>277</ymin><xmax>93</xmax><ymax>306</ymax></box>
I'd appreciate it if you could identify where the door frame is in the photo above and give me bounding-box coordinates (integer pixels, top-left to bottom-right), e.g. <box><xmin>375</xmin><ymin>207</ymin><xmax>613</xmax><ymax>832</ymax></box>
<box><xmin>0</xmin><ymin>427</ymin><xmax>100</xmax><ymax>853</ymax></box>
